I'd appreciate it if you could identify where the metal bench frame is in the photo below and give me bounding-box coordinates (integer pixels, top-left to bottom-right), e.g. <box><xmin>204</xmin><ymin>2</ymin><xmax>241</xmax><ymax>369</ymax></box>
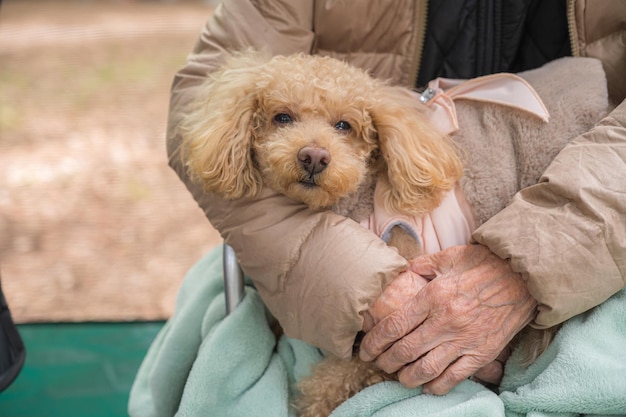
<box><xmin>223</xmin><ymin>243</ymin><xmax>245</xmax><ymax>314</ymax></box>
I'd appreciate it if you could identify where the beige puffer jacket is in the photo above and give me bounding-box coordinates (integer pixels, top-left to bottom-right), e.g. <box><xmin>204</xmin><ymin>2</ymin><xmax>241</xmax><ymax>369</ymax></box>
<box><xmin>167</xmin><ymin>0</ymin><xmax>626</xmax><ymax>358</ymax></box>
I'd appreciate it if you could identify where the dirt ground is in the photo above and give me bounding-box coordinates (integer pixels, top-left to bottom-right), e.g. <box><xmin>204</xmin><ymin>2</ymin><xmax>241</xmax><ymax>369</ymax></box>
<box><xmin>0</xmin><ymin>0</ymin><xmax>224</xmax><ymax>322</ymax></box>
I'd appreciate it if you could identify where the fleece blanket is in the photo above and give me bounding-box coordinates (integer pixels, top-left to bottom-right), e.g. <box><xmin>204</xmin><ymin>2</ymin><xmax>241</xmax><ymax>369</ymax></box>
<box><xmin>128</xmin><ymin>246</ymin><xmax>626</xmax><ymax>417</ymax></box>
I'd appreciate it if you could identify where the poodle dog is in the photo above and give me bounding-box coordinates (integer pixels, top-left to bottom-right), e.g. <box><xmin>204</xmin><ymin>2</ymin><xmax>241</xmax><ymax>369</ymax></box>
<box><xmin>181</xmin><ymin>52</ymin><xmax>462</xmax><ymax>221</ymax></box>
<box><xmin>180</xmin><ymin>52</ymin><xmax>552</xmax><ymax>417</ymax></box>
<box><xmin>180</xmin><ymin>51</ymin><xmax>462</xmax><ymax>417</ymax></box>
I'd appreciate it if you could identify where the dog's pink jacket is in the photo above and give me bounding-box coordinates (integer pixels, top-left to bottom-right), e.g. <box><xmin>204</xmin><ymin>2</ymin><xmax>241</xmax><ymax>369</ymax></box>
<box><xmin>167</xmin><ymin>0</ymin><xmax>626</xmax><ymax>358</ymax></box>
<box><xmin>361</xmin><ymin>184</ymin><xmax>475</xmax><ymax>255</ymax></box>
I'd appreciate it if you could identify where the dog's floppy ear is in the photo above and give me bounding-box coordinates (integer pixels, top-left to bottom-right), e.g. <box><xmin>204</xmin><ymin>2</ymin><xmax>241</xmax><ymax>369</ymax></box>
<box><xmin>369</xmin><ymin>85</ymin><xmax>463</xmax><ymax>215</ymax></box>
<box><xmin>181</xmin><ymin>52</ymin><xmax>266</xmax><ymax>199</ymax></box>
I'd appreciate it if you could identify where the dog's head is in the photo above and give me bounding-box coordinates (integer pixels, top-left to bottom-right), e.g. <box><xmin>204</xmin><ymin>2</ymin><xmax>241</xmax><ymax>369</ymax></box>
<box><xmin>182</xmin><ymin>52</ymin><xmax>462</xmax><ymax>215</ymax></box>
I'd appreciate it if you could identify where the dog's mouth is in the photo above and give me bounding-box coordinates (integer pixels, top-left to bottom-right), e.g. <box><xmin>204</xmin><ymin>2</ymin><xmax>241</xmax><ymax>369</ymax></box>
<box><xmin>298</xmin><ymin>177</ymin><xmax>319</xmax><ymax>188</ymax></box>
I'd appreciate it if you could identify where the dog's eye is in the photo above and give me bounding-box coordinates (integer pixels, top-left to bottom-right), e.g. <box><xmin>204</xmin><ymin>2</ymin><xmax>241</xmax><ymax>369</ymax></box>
<box><xmin>273</xmin><ymin>113</ymin><xmax>293</xmax><ymax>125</ymax></box>
<box><xmin>334</xmin><ymin>120</ymin><xmax>352</xmax><ymax>131</ymax></box>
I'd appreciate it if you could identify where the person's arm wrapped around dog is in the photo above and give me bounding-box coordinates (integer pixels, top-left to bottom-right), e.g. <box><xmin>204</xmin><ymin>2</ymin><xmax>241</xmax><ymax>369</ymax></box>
<box><xmin>167</xmin><ymin>0</ymin><xmax>409</xmax><ymax>359</ymax></box>
<box><xmin>473</xmin><ymin>99</ymin><xmax>626</xmax><ymax>328</ymax></box>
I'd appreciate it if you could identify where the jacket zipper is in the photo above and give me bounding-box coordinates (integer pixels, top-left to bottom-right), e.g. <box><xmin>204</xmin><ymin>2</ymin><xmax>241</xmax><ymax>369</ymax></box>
<box><xmin>409</xmin><ymin>0</ymin><xmax>429</xmax><ymax>88</ymax></box>
<box><xmin>567</xmin><ymin>0</ymin><xmax>580</xmax><ymax>56</ymax></box>
<box><xmin>477</xmin><ymin>0</ymin><xmax>501</xmax><ymax>75</ymax></box>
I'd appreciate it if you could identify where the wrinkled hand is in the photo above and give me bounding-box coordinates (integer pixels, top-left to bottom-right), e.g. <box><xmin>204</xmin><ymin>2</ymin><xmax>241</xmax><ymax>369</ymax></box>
<box><xmin>359</xmin><ymin>244</ymin><xmax>537</xmax><ymax>395</ymax></box>
<box><xmin>471</xmin><ymin>346</ymin><xmax>511</xmax><ymax>388</ymax></box>
<box><xmin>361</xmin><ymin>269</ymin><xmax>429</xmax><ymax>332</ymax></box>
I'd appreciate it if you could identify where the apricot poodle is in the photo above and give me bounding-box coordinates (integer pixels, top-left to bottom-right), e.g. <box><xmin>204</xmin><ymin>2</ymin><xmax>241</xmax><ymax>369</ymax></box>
<box><xmin>180</xmin><ymin>51</ymin><xmax>470</xmax><ymax>417</ymax></box>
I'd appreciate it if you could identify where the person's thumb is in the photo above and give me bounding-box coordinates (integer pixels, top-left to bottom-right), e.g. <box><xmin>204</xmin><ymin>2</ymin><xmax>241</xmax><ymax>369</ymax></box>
<box><xmin>408</xmin><ymin>254</ymin><xmax>439</xmax><ymax>279</ymax></box>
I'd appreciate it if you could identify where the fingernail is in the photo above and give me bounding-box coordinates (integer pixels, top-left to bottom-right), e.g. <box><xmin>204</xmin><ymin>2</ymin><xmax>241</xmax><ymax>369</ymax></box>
<box><xmin>421</xmin><ymin>387</ymin><xmax>431</xmax><ymax>395</ymax></box>
<box><xmin>359</xmin><ymin>349</ymin><xmax>372</xmax><ymax>362</ymax></box>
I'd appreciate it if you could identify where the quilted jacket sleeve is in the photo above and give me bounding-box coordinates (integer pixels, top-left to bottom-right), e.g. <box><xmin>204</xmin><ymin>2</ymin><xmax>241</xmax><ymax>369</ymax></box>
<box><xmin>167</xmin><ymin>0</ymin><xmax>408</xmax><ymax>358</ymax></box>
<box><xmin>473</xmin><ymin>99</ymin><xmax>626</xmax><ymax>328</ymax></box>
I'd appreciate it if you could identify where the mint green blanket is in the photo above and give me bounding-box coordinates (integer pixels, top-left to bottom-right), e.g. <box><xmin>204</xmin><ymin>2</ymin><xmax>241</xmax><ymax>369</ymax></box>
<box><xmin>129</xmin><ymin>246</ymin><xmax>626</xmax><ymax>417</ymax></box>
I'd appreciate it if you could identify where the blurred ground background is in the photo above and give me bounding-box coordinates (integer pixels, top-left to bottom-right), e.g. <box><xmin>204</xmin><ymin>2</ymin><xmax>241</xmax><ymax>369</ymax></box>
<box><xmin>0</xmin><ymin>0</ymin><xmax>223</xmax><ymax>323</ymax></box>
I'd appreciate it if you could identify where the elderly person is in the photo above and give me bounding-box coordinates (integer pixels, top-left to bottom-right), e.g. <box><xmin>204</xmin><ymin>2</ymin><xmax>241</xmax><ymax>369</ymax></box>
<box><xmin>166</xmin><ymin>0</ymin><xmax>626</xmax><ymax>395</ymax></box>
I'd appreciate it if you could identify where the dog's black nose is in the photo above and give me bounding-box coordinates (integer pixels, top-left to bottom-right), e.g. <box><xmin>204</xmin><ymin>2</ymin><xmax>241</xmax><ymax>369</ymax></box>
<box><xmin>298</xmin><ymin>146</ymin><xmax>331</xmax><ymax>175</ymax></box>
